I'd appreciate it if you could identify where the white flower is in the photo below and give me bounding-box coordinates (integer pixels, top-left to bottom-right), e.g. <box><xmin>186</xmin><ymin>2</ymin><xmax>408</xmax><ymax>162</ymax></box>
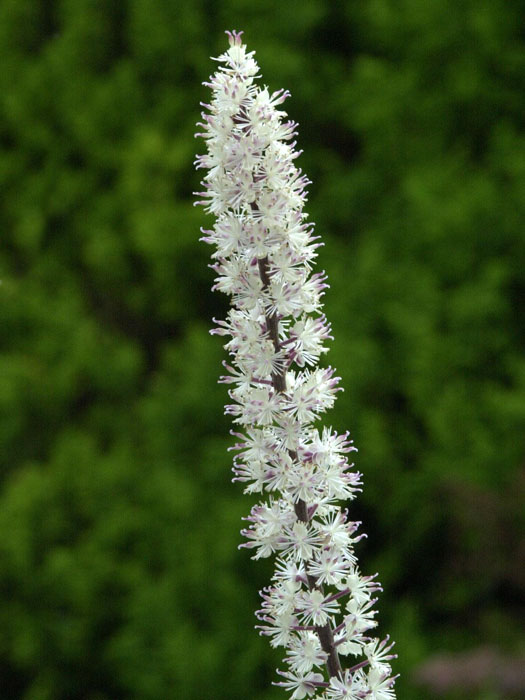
<box><xmin>344</xmin><ymin>598</ymin><xmax>379</xmax><ymax>637</ymax></box>
<box><xmin>366</xmin><ymin>666</ymin><xmax>398</xmax><ymax>700</ymax></box>
<box><xmin>274</xmin><ymin>669</ymin><xmax>325</xmax><ymax>699</ymax></box>
<box><xmin>196</xmin><ymin>29</ymin><xmax>396</xmax><ymax>699</ymax></box>
<box><xmin>240</xmin><ymin>499</ymin><xmax>294</xmax><ymax>558</ymax></box>
<box><xmin>316</xmin><ymin>509</ymin><xmax>358</xmax><ymax>553</ymax></box>
<box><xmin>296</xmin><ymin>589</ymin><xmax>341</xmax><ymax>626</ymax></box>
<box><xmin>307</xmin><ymin>548</ymin><xmax>351</xmax><ymax>586</ymax></box>
<box><xmin>345</xmin><ymin>568</ymin><xmax>382</xmax><ymax>606</ymax></box>
<box><xmin>260</xmin><ymin>579</ymin><xmax>302</xmax><ymax>616</ymax></box>
<box><xmin>285</xmin><ymin>632</ymin><xmax>327</xmax><ymax>674</ymax></box>
<box><xmin>282</xmin><ymin>521</ymin><xmax>322</xmax><ymax>561</ymax></box>
<box><xmin>325</xmin><ymin>669</ymin><xmax>367</xmax><ymax>699</ymax></box>
<box><xmin>256</xmin><ymin>609</ymin><xmax>299</xmax><ymax>648</ymax></box>
<box><xmin>364</xmin><ymin>635</ymin><xmax>397</xmax><ymax>672</ymax></box>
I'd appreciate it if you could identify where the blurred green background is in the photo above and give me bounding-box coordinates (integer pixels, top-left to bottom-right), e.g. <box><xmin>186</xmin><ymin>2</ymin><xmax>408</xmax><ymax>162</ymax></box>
<box><xmin>1</xmin><ymin>1</ymin><xmax>524</xmax><ymax>698</ymax></box>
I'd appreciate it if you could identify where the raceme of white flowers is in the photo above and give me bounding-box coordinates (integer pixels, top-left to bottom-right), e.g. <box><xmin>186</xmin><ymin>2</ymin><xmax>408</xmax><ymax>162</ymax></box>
<box><xmin>195</xmin><ymin>30</ymin><xmax>397</xmax><ymax>700</ymax></box>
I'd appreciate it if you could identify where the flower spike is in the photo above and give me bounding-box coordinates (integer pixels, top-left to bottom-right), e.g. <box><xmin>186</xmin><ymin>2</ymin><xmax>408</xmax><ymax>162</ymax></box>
<box><xmin>195</xmin><ymin>31</ymin><xmax>397</xmax><ymax>698</ymax></box>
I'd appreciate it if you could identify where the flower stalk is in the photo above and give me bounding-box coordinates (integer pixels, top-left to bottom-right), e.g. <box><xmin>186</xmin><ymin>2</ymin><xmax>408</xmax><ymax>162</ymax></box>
<box><xmin>195</xmin><ymin>30</ymin><xmax>397</xmax><ymax>699</ymax></box>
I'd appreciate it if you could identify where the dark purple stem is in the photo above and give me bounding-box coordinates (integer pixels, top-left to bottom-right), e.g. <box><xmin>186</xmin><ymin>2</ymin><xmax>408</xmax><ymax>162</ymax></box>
<box><xmin>257</xmin><ymin>254</ymin><xmax>343</xmax><ymax>680</ymax></box>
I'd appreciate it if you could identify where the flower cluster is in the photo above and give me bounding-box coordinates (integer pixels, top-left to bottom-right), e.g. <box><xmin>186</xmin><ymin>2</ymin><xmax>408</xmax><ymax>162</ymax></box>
<box><xmin>195</xmin><ymin>30</ymin><xmax>397</xmax><ymax>699</ymax></box>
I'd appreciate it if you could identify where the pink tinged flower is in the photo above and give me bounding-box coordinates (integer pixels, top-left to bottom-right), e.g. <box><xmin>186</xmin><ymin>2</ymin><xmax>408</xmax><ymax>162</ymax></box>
<box><xmin>316</xmin><ymin>509</ymin><xmax>357</xmax><ymax>550</ymax></box>
<box><xmin>262</xmin><ymin>450</ymin><xmax>296</xmax><ymax>492</ymax></box>
<box><xmin>285</xmin><ymin>460</ymin><xmax>322</xmax><ymax>504</ymax></box>
<box><xmin>366</xmin><ymin>666</ymin><xmax>399</xmax><ymax>700</ymax></box>
<box><xmin>284</xmin><ymin>632</ymin><xmax>328</xmax><ymax>674</ymax></box>
<box><xmin>239</xmin><ymin>499</ymin><xmax>293</xmax><ymax>558</ymax></box>
<box><xmin>298</xmin><ymin>271</ymin><xmax>329</xmax><ymax>313</ymax></box>
<box><xmin>231</xmin><ymin>457</ymin><xmax>267</xmax><ymax>494</ymax></box>
<box><xmin>226</xmin><ymin>385</ymin><xmax>283</xmax><ymax>426</ymax></box>
<box><xmin>274</xmin><ymin>414</ymin><xmax>305</xmax><ymax>451</ymax></box>
<box><xmin>320</xmin><ymin>465</ymin><xmax>363</xmax><ymax>502</ymax></box>
<box><xmin>336</xmin><ymin>637</ymin><xmax>366</xmax><ymax>658</ymax></box>
<box><xmin>229</xmin><ymin>426</ymin><xmax>278</xmax><ymax>463</ymax></box>
<box><xmin>285</xmin><ymin>368</ymin><xmax>342</xmax><ymax>423</ymax></box>
<box><xmin>364</xmin><ymin>635</ymin><xmax>398</xmax><ymax>672</ymax></box>
<box><xmin>246</xmin><ymin>340</ymin><xmax>286</xmax><ymax>376</ymax></box>
<box><xmin>344</xmin><ymin>598</ymin><xmax>380</xmax><ymax>637</ymax></box>
<box><xmin>259</xmin><ymin>579</ymin><xmax>302</xmax><ymax>616</ymax></box>
<box><xmin>266</xmin><ymin>278</ymin><xmax>305</xmax><ymax>317</ymax></box>
<box><xmin>325</xmin><ymin>669</ymin><xmax>368</xmax><ymax>699</ymax></box>
<box><xmin>273</xmin><ymin>558</ymin><xmax>307</xmax><ymax>583</ymax></box>
<box><xmin>296</xmin><ymin>589</ymin><xmax>341</xmax><ymax>626</ymax></box>
<box><xmin>307</xmin><ymin>548</ymin><xmax>351</xmax><ymax>586</ymax></box>
<box><xmin>289</xmin><ymin>315</ymin><xmax>332</xmax><ymax>367</ymax></box>
<box><xmin>273</xmin><ymin>669</ymin><xmax>325</xmax><ymax>699</ymax></box>
<box><xmin>256</xmin><ymin>609</ymin><xmax>299</xmax><ymax>648</ymax></box>
<box><xmin>345</xmin><ymin>568</ymin><xmax>383</xmax><ymax>606</ymax></box>
<box><xmin>304</xmin><ymin>426</ymin><xmax>358</xmax><ymax>464</ymax></box>
<box><xmin>282</xmin><ymin>521</ymin><xmax>322</xmax><ymax>561</ymax></box>
<box><xmin>268</xmin><ymin>249</ymin><xmax>306</xmax><ymax>284</ymax></box>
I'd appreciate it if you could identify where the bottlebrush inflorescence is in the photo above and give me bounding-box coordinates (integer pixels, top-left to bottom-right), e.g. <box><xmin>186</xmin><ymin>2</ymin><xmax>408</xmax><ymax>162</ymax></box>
<box><xmin>195</xmin><ymin>30</ymin><xmax>397</xmax><ymax>699</ymax></box>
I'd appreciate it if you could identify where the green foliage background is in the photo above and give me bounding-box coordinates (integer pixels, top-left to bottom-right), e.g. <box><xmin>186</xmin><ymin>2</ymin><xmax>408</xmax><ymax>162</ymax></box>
<box><xmin>1</xmin><ymin>1</ymin><xmax>524</xmax><ymax>698</ymax></box>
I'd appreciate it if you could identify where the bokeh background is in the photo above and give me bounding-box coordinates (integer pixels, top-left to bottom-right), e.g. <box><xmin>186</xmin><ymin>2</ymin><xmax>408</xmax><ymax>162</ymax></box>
<box><xmin>1</xmin><ymin>1</ymin><xmax>524</xmax><ymax>698</ymax></box>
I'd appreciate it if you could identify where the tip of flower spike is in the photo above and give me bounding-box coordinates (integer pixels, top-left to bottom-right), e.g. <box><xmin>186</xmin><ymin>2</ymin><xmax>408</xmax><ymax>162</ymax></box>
<box><xmin>225</xmin><ymin>29</ymin><xmax>244</xmax><ymax>47</ymax></box>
